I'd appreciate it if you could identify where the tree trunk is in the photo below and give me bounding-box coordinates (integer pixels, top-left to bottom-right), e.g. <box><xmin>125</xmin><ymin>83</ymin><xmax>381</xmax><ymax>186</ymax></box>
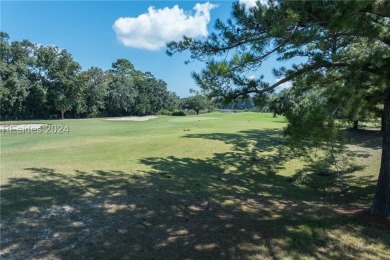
<box><xmin>60</xmin><ymin>110</ymin><xmax>65</xmax><ymax>119</ymax></box>
<box><xmin>352</xmin><ymin>120</ymin><xmax>358</xmax><ymax>129</ymax></box>
<box><xmin>381</xmin><ymin>113</ymin><xmax>385</xmax><ymax>131</ymax></box>
<box><xmin>196</xmin><ymin>110</ymin><xmax>199</xmax><ymax>115</ymax></box>
<box><xmin>370</xmin><ymin>88</ymin><xmax>390</xmax><ymax>217</ymax></box>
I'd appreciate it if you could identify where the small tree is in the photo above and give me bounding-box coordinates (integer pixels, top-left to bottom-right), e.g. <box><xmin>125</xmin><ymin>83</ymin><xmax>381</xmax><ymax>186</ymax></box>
<box><xmin>180</xmin><ymin>94</ymin><xmax>211</xmax><ymax>115</ymax></box>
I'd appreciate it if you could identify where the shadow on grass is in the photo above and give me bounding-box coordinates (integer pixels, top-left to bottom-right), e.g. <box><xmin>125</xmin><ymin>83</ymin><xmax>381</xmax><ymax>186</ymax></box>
<box><xmin>1</xmin><ymin>129</ymin><xmax>389</xmax><ymax>259</ymax></box>
<box><xmin>291</xmin><ymin>165</ymin><xmax>377</xmax><ymax>203</ymax></box>
<box><xmin>345</xmin><ymin>128</ymin><xmax>383</xmax><ymax>150</ymax></box>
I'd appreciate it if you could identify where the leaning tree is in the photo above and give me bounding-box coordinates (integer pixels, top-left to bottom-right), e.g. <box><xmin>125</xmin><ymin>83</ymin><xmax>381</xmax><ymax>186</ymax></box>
<box><xmin>167</xmin><ymin>0</ymin><xmax>390</xmax><ymax>216</ymax></box>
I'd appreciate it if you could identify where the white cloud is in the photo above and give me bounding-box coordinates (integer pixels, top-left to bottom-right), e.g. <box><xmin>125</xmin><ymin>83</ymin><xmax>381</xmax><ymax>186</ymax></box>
<box><xmin>275</xmin><ymin>78</ymin><xmax>292</xmax><ymax>92</ymax></box>
<box><xmin>113</xmin><ymin>2</ymin><xmax>217</xmax><ymax>51</ymax></box>
<box><xmin>239</xmin><ymin>0</ymin><xmax>268</xmax><ymax>9</ymax></box>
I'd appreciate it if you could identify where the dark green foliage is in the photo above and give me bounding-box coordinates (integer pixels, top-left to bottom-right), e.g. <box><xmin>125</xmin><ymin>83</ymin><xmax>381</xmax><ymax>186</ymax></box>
<box><xmin>0</xmin><ymin>33</ymin><xmax>179</xmax><ymax>119</ymax></box>
<box><xmin>180</xmin><ymin>94</ymin><xmax>213</xmax><ymax>115</ymax></box>
<box><xmin>105</xmin><ymin>66</ymin><xmax>137</xmax><ymax>116</ymax></box>
<box><xmin>133</xmin><ymin>72</ymin><xmax>179</xmax><ymax>116</ymax></box>
<box><xmin>171</xmin><ymin>110</ymin><xmax>186</xmax><ymax>116</ymax></box>
<box><xmin>217</xmin><ymin>96</ymin><xmax>257</xmax><ymax>110</ymax></box>
<box><xmin>0</xmin><ymin>35</ymin><xmax>34</xmax><ymax>119</ymax></box>
<box><xmin>78</xmin><ymin>67</ymin><xmax>108</xmax><ymax>118</ymax></box>
<box><xmin>268</xmin><ymin>89</ymin><xmax>295</xmax><ymax>117</ymax></box>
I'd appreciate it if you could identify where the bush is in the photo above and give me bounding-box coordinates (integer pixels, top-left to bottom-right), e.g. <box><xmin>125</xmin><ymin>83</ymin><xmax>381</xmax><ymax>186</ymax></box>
<box><xmin>171</xmin><ymin>110</ymin><xmax>186</xmax><ymax>116</ymax></box>
<box><xmin>158</xmin><ymin>109</ymin><xmax>171</xmax><ymax>116</ymax></box>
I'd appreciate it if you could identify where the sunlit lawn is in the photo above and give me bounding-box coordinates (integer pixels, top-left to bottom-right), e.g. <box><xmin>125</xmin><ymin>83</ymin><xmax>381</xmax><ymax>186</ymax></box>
<box><xmin>1</xmin><ymin>112</ymin><xmax>388</xmax><ymax>259</ymax></box>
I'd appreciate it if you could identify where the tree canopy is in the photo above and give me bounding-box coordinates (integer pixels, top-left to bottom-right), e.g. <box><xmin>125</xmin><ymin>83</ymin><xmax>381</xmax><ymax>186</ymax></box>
<box><xmin>0</xmin><ymin>32</ymin><xmax>179</xmax><ymax>120</ymax></box>
<box><xmin>167</xmin><ymin>0</ymin><xmax>390</xmax><ymax>216</ymax></box>
<box><xmin>180</xmin><ymin>93</ymin><xmax>213</xmax><ymax>115</ymax></box>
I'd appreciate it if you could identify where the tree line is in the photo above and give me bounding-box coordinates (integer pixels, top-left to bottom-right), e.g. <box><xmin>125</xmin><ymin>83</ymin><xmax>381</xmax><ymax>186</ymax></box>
<box><xmin>0</xmin><ymin>32</ymin><xmax>179</xmax><ymax>120</ymax></box>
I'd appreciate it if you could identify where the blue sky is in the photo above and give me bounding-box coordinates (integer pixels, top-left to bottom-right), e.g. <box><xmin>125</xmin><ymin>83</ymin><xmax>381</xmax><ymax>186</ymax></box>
<box><xmin>2</xmin><ymin>0</ymin><xmax>294</xmax><ymax>97</ymax></box>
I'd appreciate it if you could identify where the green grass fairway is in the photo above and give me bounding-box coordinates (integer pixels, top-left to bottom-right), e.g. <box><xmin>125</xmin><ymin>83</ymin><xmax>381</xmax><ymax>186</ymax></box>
<box><xmin>1</xmin><ymin>112</ymin><xmax>389</xmax><ymax>259</ymax></box>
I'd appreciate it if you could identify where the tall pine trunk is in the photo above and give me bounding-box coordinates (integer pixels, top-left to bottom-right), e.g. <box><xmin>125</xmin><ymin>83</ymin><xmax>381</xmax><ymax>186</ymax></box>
<box><xmin>353</xmin><ymin>120</ymin><xmax>359</xmax><ymax>129</ymax></box>
<box><xmin>370</xmin><ymin>88</ymin><xmax>390</xmax><ymax>217</ymax></box>
<box><xmin>381</xmin><ymin>113</ymin><xmax>385</xmax><ymax>131</ymax></box>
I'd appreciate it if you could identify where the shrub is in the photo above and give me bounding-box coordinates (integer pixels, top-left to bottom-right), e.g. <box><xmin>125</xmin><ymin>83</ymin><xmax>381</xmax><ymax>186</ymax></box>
<box><xmin>158</xmin><ymin>109</ymin><xmax>171</xmax><ymax>115</ymax></box>
<box><xmin>171</xmin><ymin>110</ymin><xmax>186</xmax><ymax>116</ymax></box>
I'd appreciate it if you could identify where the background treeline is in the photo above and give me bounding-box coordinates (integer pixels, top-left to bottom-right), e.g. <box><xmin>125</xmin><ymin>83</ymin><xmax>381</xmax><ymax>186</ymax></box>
<box><xmin>216</xmin><ymin>96</ymin><xmax>272</xmax><ymax>113</ymax></box>
<box><xmin>0</xmin><ymin>32</ymin><xmax>179</xmax><ymax>120</ymax></box>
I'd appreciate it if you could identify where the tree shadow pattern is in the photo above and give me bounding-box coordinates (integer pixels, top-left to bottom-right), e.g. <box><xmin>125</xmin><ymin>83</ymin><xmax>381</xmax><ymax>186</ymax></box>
<box><xmin>1</xmin><ymin>129</ymin><xmax>389</xmax><ymax>259</ymax></box>
<box><xmin>345</xmin><ymin>128</ymin><xmax>383</xmax><ymax>150</ymax></box>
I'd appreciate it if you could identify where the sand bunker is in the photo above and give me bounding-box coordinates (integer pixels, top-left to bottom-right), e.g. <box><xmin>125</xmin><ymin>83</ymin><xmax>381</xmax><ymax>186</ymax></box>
<box><xmin>106</xmin><ymin>116</ymin><xmax>158</xmax><ymax>121</ymax></box>
<box><xmin>0</xmin><ymin>124</ymin><xmax>47</xmax><ymax>130</ymax></box>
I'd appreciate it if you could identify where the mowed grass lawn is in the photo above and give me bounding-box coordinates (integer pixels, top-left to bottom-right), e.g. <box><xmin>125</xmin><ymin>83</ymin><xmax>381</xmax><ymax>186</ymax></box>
<box><xmin>1</xmin><ymin>112</ymin><xmax>389</xmax><ymax>259</ymax></box>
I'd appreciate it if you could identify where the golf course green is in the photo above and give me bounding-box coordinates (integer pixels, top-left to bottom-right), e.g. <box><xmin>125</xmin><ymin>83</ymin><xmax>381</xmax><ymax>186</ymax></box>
<box><xmin>1</xmin><ymin>112</ymin><xmax>388</xmax><ymax>259</ymax></box>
